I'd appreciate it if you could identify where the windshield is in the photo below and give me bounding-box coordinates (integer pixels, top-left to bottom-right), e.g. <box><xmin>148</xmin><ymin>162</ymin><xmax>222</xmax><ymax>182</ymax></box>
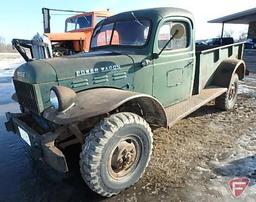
<box><xmin>91</xmin><ymin>20</ymin><xmax>150</xmax><ymax>48</ymax></box>
<box><xmin>65</xmin><ymin>15</ymin><xmax>93</xmax><ymax>31</ymax></box>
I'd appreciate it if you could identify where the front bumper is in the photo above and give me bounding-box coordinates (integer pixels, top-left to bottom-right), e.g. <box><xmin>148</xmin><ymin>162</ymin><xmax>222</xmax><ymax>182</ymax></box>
<box><xmin>5</xmin><ymin>112</ymin><xmax>68</xmax><ymax>173</ymax></box>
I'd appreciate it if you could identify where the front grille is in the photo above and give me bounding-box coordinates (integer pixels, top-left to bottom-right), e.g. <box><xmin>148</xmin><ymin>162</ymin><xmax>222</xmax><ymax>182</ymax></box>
<box><xmin>13</xmin><ymin>80</ymin><xmax>39</xmax><ymax>113</ymax></box>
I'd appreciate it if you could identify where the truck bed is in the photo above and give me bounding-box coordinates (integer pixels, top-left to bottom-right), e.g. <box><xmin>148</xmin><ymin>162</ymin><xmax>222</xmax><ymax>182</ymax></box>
<box><xmin>194</xmin><ymin>42</ymin><xmax>244</xmax><ymax>94</ymax></box>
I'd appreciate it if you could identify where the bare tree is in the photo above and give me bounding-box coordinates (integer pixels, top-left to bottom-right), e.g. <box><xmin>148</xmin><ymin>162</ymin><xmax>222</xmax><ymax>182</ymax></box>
<box><xmin>0</xmin><ymin>36</ymin><xmax>5</xmax><ymax>43</ymax></box>
<box><xmin>217</xmin><ymin>30</ymin><xmax>234</xmax><ymax>38</ymax></box>
<box><xmin>238</xmin><ymin>31</ymin><xmax>248</xmax><ymax>41</ymax></box>
<box><xmin>0</xmin><ymin>36</ymin><xmax>16</xmax><ymax>53</ymax></box>
<box><xmin>223</xmin><ymin>30</ymin><xmax>234</xmax><ymax>37</ymax></box>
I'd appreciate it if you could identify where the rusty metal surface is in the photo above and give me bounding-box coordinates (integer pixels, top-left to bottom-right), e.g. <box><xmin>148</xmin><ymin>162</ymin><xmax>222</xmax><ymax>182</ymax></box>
<box><xmin>165</xmin><ymin>86</ymin><xmax>227</xmax><ymax>127</ymax></box>
<box><xmin>68</xmin><ymin>124</ymin><xmax>84</xmax><ymax>144</ymax></box>
<box><xmin>43</xmin><ymin>85</ymin><xmax>229</xmax><ymax>128</ymax></box>
<box><xmin>43</xmin><ymin>88</ymin><xmax>167</xmax><ymax>126</ymax></box>
<box><xmin>213</xmin><ymin>58</ymin><xmax>246</xmax><ymax>87</ymax></box>
<box><xmin>41</xmin><ymin>131</ymin><xmax>69</xmax><ymax>173</ymax></box>
<box><xmin>52</xmin><ymin>86</ymin><xmax>77</xmax><ymax>112</ymax></box>
<box><xmin>5</xmin><ymin>113</ymin><xmax>69</xmax><ymax>173</ymax></box>
<box><xmin>108</xmin><ymin>137</ymin><xmax>140</xmax><ymax>180</ymax></box>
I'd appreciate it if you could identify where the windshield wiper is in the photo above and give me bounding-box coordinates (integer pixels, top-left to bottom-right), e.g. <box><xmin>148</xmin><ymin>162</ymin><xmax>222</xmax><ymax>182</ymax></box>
<box><xmin>93</xmin><ymin>18</ymin><xmax>107</xmax><ymax>37</ymax></box>
<box><xmin>131</xmin><ymin>12</ymin><xmax>146</xmax><ymax>28</ymax></box>
<box><xmin>83</xmin><ymin>16</ymin><xmax>90</xmax><ymax>25</ymax></box>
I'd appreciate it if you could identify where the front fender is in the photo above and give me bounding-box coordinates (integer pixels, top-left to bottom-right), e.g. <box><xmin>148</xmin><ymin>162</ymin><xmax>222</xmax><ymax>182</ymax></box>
<box><xmin>43</xmin><ymin>88</ymin><xmax>167</xmax><ymax>127</ymax></box>
<box><xmin>212</xmin><ymin>58</ymin><xmax>246</xmax><ymax>87</ymax></box>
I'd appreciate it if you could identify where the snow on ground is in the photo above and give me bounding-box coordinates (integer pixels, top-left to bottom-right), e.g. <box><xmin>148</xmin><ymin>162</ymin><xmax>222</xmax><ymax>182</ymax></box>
<box><xmin>238</xmin><ymin>76</ymin><xmax>256</xmax><ymax>97</ymax></box>
<box><xmin>187</xmin><ymin>75</ymin><xmax>256</xmax><ymax>201</ymax></box>
<box><xmin>203</xmin><ymin>130</ymin><xmax>256</xmax><ymax>201</ymax></box>
<box><xmin>0</xmin><ymin>53</ymin><xmax>25</xmax><ymax>78</ymax></box>
<box><xmin>0</xmin><ymin>55</ymin><xmax>256</xmax><ymax>201</ymax></box>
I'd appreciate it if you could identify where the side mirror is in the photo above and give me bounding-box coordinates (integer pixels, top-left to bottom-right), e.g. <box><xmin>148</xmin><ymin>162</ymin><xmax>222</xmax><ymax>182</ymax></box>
<box><xmin>170</xmin><ymin>23</ymin><xmax>185</xmax><ymax>39</ymax></box>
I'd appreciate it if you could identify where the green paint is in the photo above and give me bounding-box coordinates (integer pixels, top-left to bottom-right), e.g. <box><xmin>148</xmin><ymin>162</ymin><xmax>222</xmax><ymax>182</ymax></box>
<box><xmin>12</xmin><ymin>7</ymin><xmax>243</xmax><ymax>114</ymax></box>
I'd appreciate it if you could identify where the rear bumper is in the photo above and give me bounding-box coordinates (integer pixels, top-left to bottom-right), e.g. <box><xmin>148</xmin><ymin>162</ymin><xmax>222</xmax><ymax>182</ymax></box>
<box><xmin>5</xmin><ymin>112</ymin><xmax>68</xmax><ymax>173</ymax></box>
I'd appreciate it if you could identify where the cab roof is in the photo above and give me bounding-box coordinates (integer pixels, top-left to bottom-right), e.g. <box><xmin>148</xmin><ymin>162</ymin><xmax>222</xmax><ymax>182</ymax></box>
<box><xmin>103</xmin><ymin>7</ymin><xmax>194</xmax><ymax>23</ymax></box>
<box><xmin>66</xmin><ymin>10</ymin><xmax>111</xmax><ymax>20</ymax></box>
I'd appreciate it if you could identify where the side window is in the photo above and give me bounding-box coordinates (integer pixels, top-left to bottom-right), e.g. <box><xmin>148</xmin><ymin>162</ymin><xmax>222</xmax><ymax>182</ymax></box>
<box><xmin>158</xmin><ymin>21</ymin><xmax>190</xmax><ymax>51</ymax></box>
<box><xmin>76</xmin><ymin>16</ymin><xmax>92</xmax><ymax>29</ymax></box>
<box><xmin>66</xmin><ymin>18</ymin><xmax>76</xmax><ymax>32</ymax></box>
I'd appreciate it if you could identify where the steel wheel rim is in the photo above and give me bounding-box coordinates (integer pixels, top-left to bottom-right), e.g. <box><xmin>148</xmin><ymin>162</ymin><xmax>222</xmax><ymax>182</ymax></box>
<box><xmin>228</xmin><ymin>81</ymin><xmax>237</xmax><ymax>101</ymax></box>
<box><xmin>108</xmin><ymin>136</ymin><xmax>142</xmax><ymax>180</ymax></box>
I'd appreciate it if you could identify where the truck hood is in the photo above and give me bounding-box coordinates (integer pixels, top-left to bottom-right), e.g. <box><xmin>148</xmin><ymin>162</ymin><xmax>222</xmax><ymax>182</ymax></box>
<box><xmin>13</xmin><ymin>51</ymin><xmax>135</xmax><ymax>85</ymax></box>
<box><xmin>44</xmin><ymin>51</ymin><xmax>134</xmax><ymax>83</ymax></box>
<box><xmin>45</xmin><ymin>32</ymin><xmax>88</xmax><ymax>41</ymax></box>
<box><xmin>14</xmin><ymin>60</ymin><xmax>57</xmax><ymax>83</ymax></box>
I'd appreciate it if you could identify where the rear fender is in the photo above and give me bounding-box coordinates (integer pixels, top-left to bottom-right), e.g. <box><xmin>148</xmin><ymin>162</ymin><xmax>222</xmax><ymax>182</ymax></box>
<box><xmin>212</xmin><ymin>58</ymin><xmax>246</xmax><ymax>88</ymax></box>
<box><xmin>43</xmin><ymin>88</ymin><xmax>167</xmax><ymax>128</ymax></box>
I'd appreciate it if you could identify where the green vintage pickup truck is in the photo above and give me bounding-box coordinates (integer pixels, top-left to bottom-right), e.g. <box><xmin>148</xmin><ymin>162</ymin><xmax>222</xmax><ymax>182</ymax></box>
<box><xmin>5</xmin><ymin>7</ymin><xmax>245</xmax><ymax>197</ymax></box>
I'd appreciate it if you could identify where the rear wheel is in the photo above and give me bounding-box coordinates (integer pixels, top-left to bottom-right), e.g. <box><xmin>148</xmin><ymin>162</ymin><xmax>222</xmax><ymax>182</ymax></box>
<box><xmin>215</xmin><ymin>73</ymin><xmax>239</xmax><ymax>110</ymax></box>
<box><xmin>80</xmin><ymin>112</ymin><xmax>153</xmax><ymax>197</ymax></box>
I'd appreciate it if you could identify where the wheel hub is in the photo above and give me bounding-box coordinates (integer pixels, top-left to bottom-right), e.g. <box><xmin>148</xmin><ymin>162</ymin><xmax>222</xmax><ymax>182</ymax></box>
<box><xmin>112</xmin><ymin>141</ymin><xmax>136</xmax><ymax>171</ymax></box>
<box><xmin>109</xmin><ymin>138</ymin><xmax>140</xmax><ymax>179</ymax></box>
<box><xmin>228</xmin><ymin>83</ymin><xmax>236</xmax><ymax>100</ymax></box>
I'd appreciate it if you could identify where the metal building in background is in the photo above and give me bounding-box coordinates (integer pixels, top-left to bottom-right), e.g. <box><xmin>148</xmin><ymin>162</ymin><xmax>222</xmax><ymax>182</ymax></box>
<box><xmin>209</xmin><ymin>7</ymin><xmax>256</xmax><ymax>73</ymax></box>
<box><xmin>208</xmin><ymin>7</ymin><xmax>256</xmax><ymax>38</ymax></box>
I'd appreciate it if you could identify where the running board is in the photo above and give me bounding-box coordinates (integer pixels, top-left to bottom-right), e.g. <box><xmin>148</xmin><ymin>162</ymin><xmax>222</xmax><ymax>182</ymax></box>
<box><xmin>165</xmin><ymin>86</ymin><xmax>227</xmax><ymax>128</ymax></box>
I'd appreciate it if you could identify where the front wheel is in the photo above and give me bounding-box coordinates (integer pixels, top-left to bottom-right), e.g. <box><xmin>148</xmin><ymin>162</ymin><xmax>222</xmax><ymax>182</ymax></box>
<box><xmin>215</xmin><ymin>73</ymin><xmax>239</xmax><ymax>110</ymax></box>
<box><xmin>80</xmin><ymin>112</ymin><xmax>153</xmax><ymax>197</ymax></box>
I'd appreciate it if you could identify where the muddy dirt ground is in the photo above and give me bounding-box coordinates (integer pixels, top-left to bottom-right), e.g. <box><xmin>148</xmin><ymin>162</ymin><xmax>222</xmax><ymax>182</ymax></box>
<box><xmin>139</xmin><ymin>74</ymin><xmax>256</xmax><ymax>201</ymax></box>
<box><xmin>1</xmin><ymin>55</ymin><xmax>256</xmax><ymax>201</ymax></box>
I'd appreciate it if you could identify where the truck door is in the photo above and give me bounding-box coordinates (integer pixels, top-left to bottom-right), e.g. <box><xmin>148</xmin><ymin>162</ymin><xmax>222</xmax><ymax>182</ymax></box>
<box><xmin>153</xmin><ymin>18</ymin><xmax>195</xmax><ymax>107</ymax></box>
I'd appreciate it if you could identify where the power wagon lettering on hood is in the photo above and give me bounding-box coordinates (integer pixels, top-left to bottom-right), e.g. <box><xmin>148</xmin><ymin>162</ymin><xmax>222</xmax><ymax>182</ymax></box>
<box><xmin>75</xmin><ymin>64</ymin><xmax>121</xmax><ymax>77</ymax></box>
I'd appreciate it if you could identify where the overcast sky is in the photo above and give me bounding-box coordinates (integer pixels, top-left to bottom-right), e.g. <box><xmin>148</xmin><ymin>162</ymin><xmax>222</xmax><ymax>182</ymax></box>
<box><xmin>0</xmin><ymin>0</ymin><xmax>255</xmax><ymax>43</ymax></box>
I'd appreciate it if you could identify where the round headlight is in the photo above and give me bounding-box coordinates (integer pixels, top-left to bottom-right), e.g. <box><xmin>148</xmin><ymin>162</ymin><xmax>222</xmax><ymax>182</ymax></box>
<box><xmin>50</xmin><ymin>86</ymin><xmax>76</xmax><ymax>112</ymax></box>
<box><xmin>50</xmin><ymin>89</ymin><xmax>59</xmax><ymax>109</ymax></box>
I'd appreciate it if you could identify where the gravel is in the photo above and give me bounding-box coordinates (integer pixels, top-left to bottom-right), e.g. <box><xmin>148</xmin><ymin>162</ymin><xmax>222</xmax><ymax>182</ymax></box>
<box><xmin>1</xmin><ymin>54</ymin><xmax>256</xmax><ymax>201</ymax></box>
<box><xmin>107</xmin><ymin>74</ymin><xmax>256</xmax><ymax>201</ymax></box>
